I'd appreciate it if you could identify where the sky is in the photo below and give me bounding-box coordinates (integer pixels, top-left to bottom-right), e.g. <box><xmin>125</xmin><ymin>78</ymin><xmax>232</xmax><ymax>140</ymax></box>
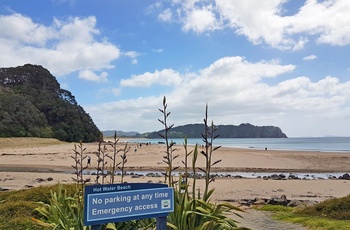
<box><xmin>1</xmin><ymin>0</ymin><xmax>350</xmax><ymax>137</ymax></box>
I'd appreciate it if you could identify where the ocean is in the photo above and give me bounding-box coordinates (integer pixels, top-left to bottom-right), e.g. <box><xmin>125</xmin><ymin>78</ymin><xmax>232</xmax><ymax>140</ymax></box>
<box><xmin>131</xmin><ymin>137</ymin><xmax>350</xmax><ymax>152</ymax></box>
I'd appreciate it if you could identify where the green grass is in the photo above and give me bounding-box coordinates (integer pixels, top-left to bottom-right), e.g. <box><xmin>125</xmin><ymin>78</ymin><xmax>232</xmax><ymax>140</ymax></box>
<box><xmin>0</xmin><ymin>184</ymin><xmax>78</xmax><ymax>230</ymax></box>
<box><xmin>259</xmin><ymin>200</ymin><xmax>350</xmax><ymax>230</ymax></box>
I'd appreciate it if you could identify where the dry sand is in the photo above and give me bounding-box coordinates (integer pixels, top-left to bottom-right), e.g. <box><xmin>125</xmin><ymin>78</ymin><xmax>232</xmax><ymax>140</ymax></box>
<box><xmin>1</xmin><ymin>137</ymin><xmax>350</xmax><ymax>202</ymax></box>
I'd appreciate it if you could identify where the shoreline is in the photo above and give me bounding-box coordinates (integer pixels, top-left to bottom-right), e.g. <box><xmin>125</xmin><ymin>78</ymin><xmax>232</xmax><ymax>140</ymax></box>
<box><xmin>0</xmin><ymin>164</ymin><xmax>349</xmax><ymax>174</ymax></box>
<box><xmin>1</xmin><ymin>138</ymin><xmax>350</xmax><ymax>202</ymax></box>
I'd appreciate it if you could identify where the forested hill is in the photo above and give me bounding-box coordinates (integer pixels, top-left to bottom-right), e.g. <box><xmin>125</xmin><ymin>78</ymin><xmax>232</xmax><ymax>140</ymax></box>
<box><xmin>145</xmin><ymin>123</ymin><xmax>287</xmax><ymax>138</ymax></box>
<box><xmin>0</xmin><ymin>64</ymin><xmax>101</xmax><ymax>142</ymax></box>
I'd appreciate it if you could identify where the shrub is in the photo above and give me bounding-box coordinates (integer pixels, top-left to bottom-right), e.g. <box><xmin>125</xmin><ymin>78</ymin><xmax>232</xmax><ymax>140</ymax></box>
<box><xmin>297</xmin><ymin>194</ymin><xmax>350</xmax><ymax>220</ymax></box>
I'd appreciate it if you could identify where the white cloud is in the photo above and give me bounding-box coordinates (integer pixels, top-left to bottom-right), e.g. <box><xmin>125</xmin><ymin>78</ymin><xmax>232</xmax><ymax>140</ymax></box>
<box><xmin>120</xmin><ymin>69</ymin><xmax>182</xmax><ymax>87</ymax></box>
<box><xmin>123</xmin><ymin>51</ymin><xmax>140</xmax><ymax>64</ymax></box>
<box><xmin>303</xmin><ymin>55</ymin><xmax>317</xmax><ymax>61</ymax></box>
<box><xmin>0</xmin><ymin>13</ymin><xmax>120</xmax><ymax>76</ymax></box>
<box><xmin>78</xmin><ymin>70</ymin><xmax>108</xmax><ymax>82</ymax></box>
<box><xmin>87</xmin><ymin>56</ymin><xmax>350</xmax><ymax>136</ymax></box>
<box><xmin>158</xmin><ymin>8</ymin><xmax>173</xmax><ymax>22</ymax></box>
<box><xmin>183</xmin><ymin>5</ymin><xmax>221</xmax><ymax>33</ymax></box>
<box><xmin>160</xmin><ymin>0</ymin><xmax>350</xmax><ymax>49</ymax></box>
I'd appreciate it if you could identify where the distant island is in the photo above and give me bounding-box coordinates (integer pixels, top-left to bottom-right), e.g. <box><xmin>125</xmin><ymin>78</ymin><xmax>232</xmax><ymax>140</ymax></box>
<box><xmin>103</xmin><ymin>123</ymin><xmax>287</xmax><ymax>138</ymax></box>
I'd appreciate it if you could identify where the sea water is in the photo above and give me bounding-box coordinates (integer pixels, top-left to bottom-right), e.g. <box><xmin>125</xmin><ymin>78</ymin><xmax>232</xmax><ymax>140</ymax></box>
<box><xmin>131</xmin><ymin>137</ymin><xmax>350</xmax><ymax>152</ymax></box>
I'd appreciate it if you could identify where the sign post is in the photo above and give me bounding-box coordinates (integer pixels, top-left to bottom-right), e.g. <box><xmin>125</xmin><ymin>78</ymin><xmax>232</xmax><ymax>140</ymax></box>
<box><xmin>84</xmin><ymin>183</ymin><xmax>174</xmax><ymax>229</ymax></box>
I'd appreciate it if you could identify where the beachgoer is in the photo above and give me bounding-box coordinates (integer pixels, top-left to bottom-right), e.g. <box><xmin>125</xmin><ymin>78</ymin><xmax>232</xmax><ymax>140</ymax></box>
<box><xmin>87</xmin><ymin>156</ymin><xmax>91</xmax><ymax>166</ymax></box>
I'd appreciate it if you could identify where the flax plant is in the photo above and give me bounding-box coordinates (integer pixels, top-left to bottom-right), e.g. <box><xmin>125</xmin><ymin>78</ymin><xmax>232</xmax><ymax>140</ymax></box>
<box><xmin>161</xmin><ymin>98</ymin><xmax>246</xmax><ymax>230</ymax></box>
<box><xmin>158</xmin><ymin>96</ymin><xmax>179</xmax><ymax>186</ymax></box>
<box><xmin>106</xmin><ymin>131</ymin><xmax>122</xmax><ymax>184</ymax></box>
<box><xmin>95</xmin><ymin>141</ymin><xmax>109</xmax><ymax>184</ymax></box>
<box><xmin>116</xmin><ymin>142</ymin><xmax>130</xmax><ymax>183</ymax></box>
<box><xmin>33</xmin><ymin>184</ymin><xmax>86</xmax><ymax>230</ymax></box>
<box><xmin>199</xmin><ymin>104</ymin><xmax>222</xmax><ymax>199</ymax></box>
<box><xmin>71</xmin><ymin>142</ymin><xmax>90</xmax><ymax>189</ymax></box>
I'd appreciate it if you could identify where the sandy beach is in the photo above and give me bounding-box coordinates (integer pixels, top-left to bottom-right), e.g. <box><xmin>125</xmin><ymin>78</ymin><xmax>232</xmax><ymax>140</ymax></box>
<box><xmin>1</xmin><ymin>137</ymin><xmax>350</xmax><ymax>203</ymax></box>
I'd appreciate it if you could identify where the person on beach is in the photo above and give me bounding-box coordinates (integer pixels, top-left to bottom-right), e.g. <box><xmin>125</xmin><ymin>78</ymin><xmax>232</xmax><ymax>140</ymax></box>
<box><xmin>87</xmin><ymin>156</ymin><xmax>91</xmax><ymax>166</ymax></box>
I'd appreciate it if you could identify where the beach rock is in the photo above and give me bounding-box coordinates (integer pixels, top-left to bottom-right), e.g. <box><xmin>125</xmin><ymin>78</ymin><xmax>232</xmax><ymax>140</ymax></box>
<box><xmin>47</xmin><ymin>177</ymin><xmax>53</xmax><ymax>181</ymax></box>
<box><xmin>288</xmin><ymin>174</ymin><xmax>299</xmax><ymax>180</ymax></box>
<box><xmin>299</xmin><ymin>200</ymin><xmax>318</xmax><ymax>208</ymax></box>
<box><xmin>36</xmin><ymin>178</ymin><xmax>45</xmax><ymax>182</ymax></box>
<box><xmin>0</xmin><ymin>187</ymin><xmax>9</xmax><ymax>191</ymax></box>
<box><xmin>287</xmin><ymin>200</ymin><xmax>302</xmax><ymax>207</ymax></box>
<box><xmin>267</xmin><ymin>194</ymin><xmax>289</xmax><ymax>206</ymax></box>
<box><xmin>339</xmin><ymin>173</ymin><xmax>350</xmax><ymax>180</ymax></box>
<box><xmin>253</xmin><ymin>198</ymin><xmax>267</xmax><ymax>205</ymax></box>
<box><xmin>146</xmin><ymin>172</ymin><xmax>155</xmax><ymax>177</ymax></box>
<box><xmin>270</xmin><ymin>174</ymin><xmax>286</xmax><ymax>180</ymax></box>
<box><xmin>25</xmin><ymin>185</ymin><xmax>34</xmax><ymax>188</ymax></box>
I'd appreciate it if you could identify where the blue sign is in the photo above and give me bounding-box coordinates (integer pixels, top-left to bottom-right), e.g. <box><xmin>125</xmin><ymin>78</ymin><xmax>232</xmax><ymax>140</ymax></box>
<box><xmin>84</xmin><ymin>183</ymin><xmax>174</xmax><ymax>226</ymax></box>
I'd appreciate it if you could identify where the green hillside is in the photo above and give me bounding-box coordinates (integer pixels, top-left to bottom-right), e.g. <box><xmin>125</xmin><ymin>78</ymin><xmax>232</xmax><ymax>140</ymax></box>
<box><xmin>0</xmin><ymin>64</ymin><xmax>101</xmax><ymax>142</ymax></box>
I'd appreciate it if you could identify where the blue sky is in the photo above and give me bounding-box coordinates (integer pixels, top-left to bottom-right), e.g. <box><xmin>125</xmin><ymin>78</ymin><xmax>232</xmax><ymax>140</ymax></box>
<box><xmin>1</xmin><ymin>0</ymin><xmax>350</xmax><ymax>137</ymax></box>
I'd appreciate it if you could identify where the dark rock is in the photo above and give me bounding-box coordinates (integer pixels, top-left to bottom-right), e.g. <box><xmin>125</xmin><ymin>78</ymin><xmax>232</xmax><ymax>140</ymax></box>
<box><xmin>0</xmin><ymin>187</ymin><xmax>9</xmax><ymax>191</ymax></box>
<box><xmin>47</xmin><ymin>177</ymin><xmax>53</xmax><ymax>181</ymax></box>
<box><xmin>288</xmin><ymin>174</ymin><xmax>299</xmax><ymax>180</ymax></box>
<box><xmin>341</xmin><ymin>173</ymin><xmax>350</xmax><ymax>180</ymax></box>
<box><xmin>267</xmin><ymin>194</ymin><xmax>289</xmax><ymax>206</ymax></box>
<box><xmin>271</xmin><ymin>174</ymin><xmax>282</xmax><ymax>180</ymax></box>
<box><xmin>36</xmin><ymin>178</ymin><xmax>45</xmax><ymax>182</ymax></box>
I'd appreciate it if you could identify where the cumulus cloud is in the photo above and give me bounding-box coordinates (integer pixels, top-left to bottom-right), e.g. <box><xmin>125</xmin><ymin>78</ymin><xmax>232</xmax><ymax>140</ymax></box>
<box><xmin>0</xmin><ymin>13</ymin><xmax>120</xmax><ymax>76</ymax></box>
<box><xmin>159</xmin><ymin>0</ymin><xmax>350</xmax><ymax>50</ymax></box>
<box><xmin>78</xmin><ymin>70</ymin><xmax>108</xmax><ymax>82</ymax></box>
<box><xmin>86</xmin><ymin>56</ymin><xmax>350</xmax><ymax>136</ymax></box>
<box><xmin>120</xmin><ymin>69</ymin><xmax>182</xmax><ymax>87</ymax></box>
<box><xmin>303</xmin><ymin>55</ymin><xmax>317</xmax><ymax>61</ymax></box>
<box><xmin>183</xmin><ymin>5</ymin><xmax>221</xmax><ymax>33</ymax></box>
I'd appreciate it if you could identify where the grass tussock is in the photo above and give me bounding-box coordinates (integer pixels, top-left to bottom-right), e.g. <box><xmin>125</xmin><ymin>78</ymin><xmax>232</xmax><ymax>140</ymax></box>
<box><xmin>296</xmin><ymin>194</ymin><xmax>350</xmax><ymax>220</ymax></box>
<box><xmin>0</xmin><ymin>184</ymin><xmax>79</xmax><ymax>229</ymax></box>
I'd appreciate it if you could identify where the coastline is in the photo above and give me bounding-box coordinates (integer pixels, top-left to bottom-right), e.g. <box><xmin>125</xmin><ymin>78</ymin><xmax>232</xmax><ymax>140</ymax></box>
<box><xmin>1</xmin><ymin>137</ymin><xmax>350</xmax><ymax>202</ymax></box>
